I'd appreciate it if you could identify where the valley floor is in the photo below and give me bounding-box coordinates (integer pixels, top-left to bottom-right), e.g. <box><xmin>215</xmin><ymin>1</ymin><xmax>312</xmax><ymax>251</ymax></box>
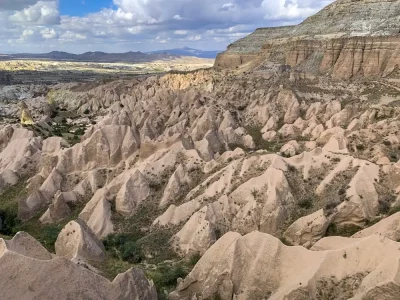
<box><xmin>0</xmin><ymin>66</ymin><xmax>400</xmax><ymax>299</ymax></box>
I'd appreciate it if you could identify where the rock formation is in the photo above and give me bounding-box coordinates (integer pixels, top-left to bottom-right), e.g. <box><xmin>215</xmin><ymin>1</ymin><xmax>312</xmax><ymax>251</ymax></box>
<box><xmin>171</xmin><ymin>231</ymin><xmax>400</xmax><ymax>300</ymax></box>
<box><xmin>0</xmin><ymin>1</ymin><xmax>399</xmax><ymax>299</ymax></box>
<box><xmin>55</xmin><ymin>219</ymin><xmax>105</xmax><ymax>262</ymax></box>
<box><xmin>215</xmin><ymin>0</ymin><xmax>400</xmax><ymax>79</ymax></box>
<box><xmin>0</xmin><ymin>232</ymin><xmax>157</xmax><ymax>300</ymax></box>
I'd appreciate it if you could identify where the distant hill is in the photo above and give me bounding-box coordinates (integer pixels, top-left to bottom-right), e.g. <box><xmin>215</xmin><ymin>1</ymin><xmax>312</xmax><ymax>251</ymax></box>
<box><xmin>0</xmin><ymin>51</ymin><xmax>176</xmax><ymax>63</ymax></box>
<box><xmin>0</xmin><ymin>47</ymin><xmax>219</xmax><ymax>63</ymax></box>
<box><xmin>148</xmin><ymin>47</ymin><xmax>221</xmax><ymax>59</ymax></box>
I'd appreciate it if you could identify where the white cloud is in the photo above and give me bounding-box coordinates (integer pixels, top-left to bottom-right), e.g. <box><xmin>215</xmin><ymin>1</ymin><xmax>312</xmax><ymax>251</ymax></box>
<box><xmin>9</xmin><ymin>0</ymin><xmax>60</xmax><ymax>25</ymax></box>
<box><xmin>174</xmin><ymin>30</ymin><xmax>188</xmax><ymax>35</ymax></box>
<box><xmin>41</xmin><ymin>28</ymin><xmax>57</xmax><ymax>39</ymax></box>
<box><xmin>127</xmin><ymin>26</ymin><xmax>143</xmax><ymax>34</ymax></box>
<box><xmin>173</xmin><ymin>14</ymin><xmax>183</xmax><ymax>20</ymax></box>
<box><xmin>59</xmin><ymin>31</ymin><xmax>86</xmax><ymax>42</ymax></box>
<box><xmin>0</xmin><ymin>0</ymin><xmax>335</xmax><ymax>52</ymax></box>
<box><xmin>262</xmin><ymin>0</ymin><xmax>316</xmax><ymax>20</ymax></box>
<box><xmin>21</xmin><ymin>29</ymin><xmax>35</xmax><ymax>39</ymax></box>
<box><xmin>220</xmin><ymin>3</ymin><xmax>235</xmax><ymax>12</ymax></box>
<box><xmin>188</xmin><ymin>35</ymin><xmax>202</xmax><ymax>41</ymax></box>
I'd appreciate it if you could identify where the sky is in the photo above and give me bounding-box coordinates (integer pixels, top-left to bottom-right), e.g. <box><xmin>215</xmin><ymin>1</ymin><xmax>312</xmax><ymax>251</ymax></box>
<box><xmin>0</xmin><ymin>0</ymin><xmax>334</xmax><ymax>53</ymax></box>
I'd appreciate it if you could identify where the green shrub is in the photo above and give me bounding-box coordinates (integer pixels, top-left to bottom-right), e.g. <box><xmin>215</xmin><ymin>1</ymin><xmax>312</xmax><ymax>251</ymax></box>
<box><xmin>298</xmin><ymin>198</ymin><xmax>313</xmax><ymax>209</ymax></box>
<box><xmin>388</xmin><ymin>206</ymin><xmax>400</xmax><ymax>216</ymax></box>
<box><xmin>136</xmin><ymin>229</ymin><xmax>177</xmax><ymax>264</ymax></box>
<box><xmin>0</xmin><ymin>209</ymin><xmax>19</xmax><ymax>236</ymax></box>
<box><xmin>245</xmin><ymin>126</ymin><xmax>283</xmax><ymax>152</ymax></box>
<box><xmin>148</xmin><ymin>263</ymin><xmax>188</xmax><ymax>296</ymax></box>
<box><xmin>39</xmin><ymin>225</ymin><xmax>62</xmax><ymax>250</ymax></box>
<box><xmin>188</xmin><ymin>252</ymin><xmax>201</xmax><ymax>267</ymax></box>
<box><xmin>104</xmin><ymin>232</ymin><xmax>145</xmax><ymax>263</ymax></box>
<box><xmin>251</xmin><ymin>188</ymin><xmax>259</xmax><ymax>198</ymax></box>
<box><xmin>120</xmin><ymin>241</ymin><xmax>144</xmax><ymax>263</ymax></box>
<box><xmin>378</xmin><ymin>199</ymin><xmax>391</xmax><ymax>214</ymax></box>
<box><xmin>74</xmin><ymin>127</ymin><xmax>86</xmax><ymax>136</ymax></box>
<box><xmin>326</xmin><ymin>223</ymin><xmax>361</xmax><ymax>237</ymax></box>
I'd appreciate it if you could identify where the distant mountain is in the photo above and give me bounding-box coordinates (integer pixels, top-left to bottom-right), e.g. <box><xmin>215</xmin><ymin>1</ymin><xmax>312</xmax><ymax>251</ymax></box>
<box><xmin>0</xmin><ymin>47</ymin><xmax>218</xmax><ymax>63</ymax></box>
<box><xmin>148</xmin><ymin>47</ymin><xmax>221</xmax><ymax>59</ymax></box>
<box><xmin>0</xmin><ymin>51</ymin><xmax>176</xmax><ymax>63</ymax></box>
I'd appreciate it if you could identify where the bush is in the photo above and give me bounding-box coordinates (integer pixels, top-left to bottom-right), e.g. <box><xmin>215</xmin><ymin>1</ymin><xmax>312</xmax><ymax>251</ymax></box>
<box><xmin>0</xmin><ymin>209</ymin><xmax>19</xmax><ymax>236</ymax></box>
<box><xmin>298</xmin><ymin>198</ymin><xmax>313</xmax><ymax>209</ymax></box>
<box><xmin>39</xmin><ymin>225</ymin><xmax>62</xmax><ymax>251</ymax></box>
<box><xmin>251</xmin><ymin>188</ymin><xmax>259</xmax><ymax>198</ymax></box>
<box><xmin>188</xmin><ymin>252</ymin><xmax>201</xmax><ymax>267</ymax></box>
<box><xmin>104</xmin><ymin>232</ymin><xmax>145</xmax><ymax>263</ymax></box>
<box><xmin>214</xmin><ymin>228</ymin><xmax>223</xmax><ymax>240</ymax></box>
<box><xmin>356</xmin><ymin>144</ymin><xmax>365</xmax><ymax>151</ymax></box>
<box><xmin>379</xmin><ymin>199</ymin><xmax>391</xmax><ymax>214</ymax></box>
<box><xmin>136</xmin><ymin>230</ymin><xmax>177</xmax><ymax>264</ymax></box>
<box><xmin>74</xmin><ymin>127</ymin><xmax>86</xmax><ymax>136</ymax></box>
<box><xmin>120</xmin><ymin>241</ymin><xmax>144</xmax><ymax>263</ymax></box>
<box><xmin>245</xmin><ymin>126</ymin><xmax>283</xmax><ymax>152</ymax></box>
<box><xmin>326</xmin><ymin>223</ymin><xmax>361</xmax><ymax>237</ymax></box>
<box><xmin>148</xmin><ymin>263</ymin><xmax>188</xmax><ymax>296</ymax></box>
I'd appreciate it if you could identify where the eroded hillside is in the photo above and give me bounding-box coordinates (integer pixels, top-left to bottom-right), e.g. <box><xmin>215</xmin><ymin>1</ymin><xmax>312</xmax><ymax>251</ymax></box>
<box><xmin>215</xmin><ymin>0</ymin><xmax>400</xmax><ymax>79</ymax></box>
<box><xmin>0</xmin><ymin>64</ymin><xmax>399</xmax><ymax>298</ymax></box>
<box><xmin>1</xmin><ymin>0</ymin><xmax>400</xmax><ymax>299</ymax></box>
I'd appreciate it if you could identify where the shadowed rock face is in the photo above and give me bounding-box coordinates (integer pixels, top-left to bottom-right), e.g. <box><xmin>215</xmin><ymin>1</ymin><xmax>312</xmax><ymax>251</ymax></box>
<box><xmin>215</xmin><ymin>0</ymin><xmax>400</xmax><ymax>78</ymax></box>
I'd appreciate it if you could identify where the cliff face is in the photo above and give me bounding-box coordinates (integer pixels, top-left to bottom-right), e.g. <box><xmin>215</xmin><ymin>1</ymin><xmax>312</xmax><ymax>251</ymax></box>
<box><xmin>215</xmin><ymin>0</ymin><xmax>400</xmax><ymax>79</ymax></box>
<box><xmin>282</xmin><ymin>36</ymin><xmax>400</xmax><ymax>79</ymax></box>
<box><xmin>214</xmin><ymin>26</ymin><xmax>293</xmax><ymax>69</ymax></box>
<box><xmin>323</xmin><ymin>36</ymin><xmax>400</xmax><ymax>78</ymax></box>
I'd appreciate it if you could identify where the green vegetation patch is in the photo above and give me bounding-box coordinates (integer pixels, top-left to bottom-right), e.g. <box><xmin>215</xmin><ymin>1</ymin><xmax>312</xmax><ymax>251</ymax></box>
<box><xmin>245</xmin><ymin>126</ymin><xmax>284</xmax><ymax>152</ymax></box>
<box><xmin>0</xmin><ymin>179</ymin><xmax>29</xmax><ymax>236</ymax></box>
<box><xmin>325</xmin><ymin>223</ymin><xmax>361</xmax><ymax>238</ymax></box>
<box><xmin>0</xmin><ymin>179</ymin><xmax>85</xmax><ymax>252</ymax></box>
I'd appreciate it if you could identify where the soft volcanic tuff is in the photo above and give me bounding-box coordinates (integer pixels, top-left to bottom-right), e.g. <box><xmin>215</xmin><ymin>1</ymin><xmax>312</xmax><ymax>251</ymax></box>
<box><xmin>215</xmin><ymin>0</ymin><xmax>400</xmax><ymax>79</ymax></box>
<box><xmin>0</xmin><ymin>232</ymin><xmax>157</xmax><ymax>300</ymax></box>
<box><xmin>0</xmin><ymin>63</ymin><xmax>400</xmax><ymax>297</ymax></box>
<box><xmin>1</xmin><ymin>63</ymin><xmax>400</xmax><ymax>297</ymax></box>
<box><xmin>0</xmin><ymin>0</ymin><xmax>400</xmax><ymax>299</ymax></box>
<box><xmin>170</xmin><ymin>231</ymin><xmax>400</xmax><ymax>300</ymax></box>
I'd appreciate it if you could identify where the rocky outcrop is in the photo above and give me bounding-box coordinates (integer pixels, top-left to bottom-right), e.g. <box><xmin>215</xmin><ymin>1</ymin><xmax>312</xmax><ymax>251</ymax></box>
<box><xmin>215</xmin><ymin>0</ymin><xmax>400</xmax><ymax>79</ymax></box>
<box><xmin>283</xmin><ymin>209</ymin><xmax>332</xmax><ymax>248</ymax></box>
<box><xmin>214</xmin><ymin>26</ymin><xmax>294</xmax><ymax>69</ymax></box>
<box><xmin>0</xmin><ymin>233</ymin><xmax>157</xmax><ymax>300</ymax></box>
<box><xmin>55</xmin><ymin>219</ymin><xmax>105</xmax><ymax>262</ymax></box>
<box><xmin>322</xmin><ymin>36</ymin><xmax>400</xmax><ymax>79</ymax></box>
<box><xmin>39</xmin><ymin>191</ymin><xmax>71</xmax><ymax>224</ymax></box>
<box><xmin>0</xmin><ymin>232</ymin><xmax>52</xmax><ymax>260</ymax></box>
<box><xmin>218</xmin><ymin>35</ymin><xmax>400</xmax><ymax>78</ymax></box>
<box><xmin>1</xmin><ymin>41</ymin><xmax>400</xmax><ymax>299</ymax></box>
<box><xmin>352</xmin><ymin>212</ymin><xmax>400</xmax><ymax>241</ymax></box>
<box><xmin>115</xmin><ymin>170</ymin><xmax>151</xmax><ymax>216</ymax></box>
<box><xmin>171</xmin><ymin>231</ymin><xmax>400</xmax><ymax>300</ymax></box>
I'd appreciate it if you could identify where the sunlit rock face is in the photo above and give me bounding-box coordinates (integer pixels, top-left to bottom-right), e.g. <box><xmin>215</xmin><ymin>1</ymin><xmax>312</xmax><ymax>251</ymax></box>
<box><xmin>215</xmin><ymin>0</ymin><xmax>400</xmax><ymax>79</ymax></box>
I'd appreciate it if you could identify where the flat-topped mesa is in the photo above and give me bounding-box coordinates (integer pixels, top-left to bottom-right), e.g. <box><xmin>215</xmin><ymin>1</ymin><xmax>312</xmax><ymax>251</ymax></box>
<box><xmin>215</xmin><ymin>0</ymin><xmax>400</xmax><ymax>78</ymax></box>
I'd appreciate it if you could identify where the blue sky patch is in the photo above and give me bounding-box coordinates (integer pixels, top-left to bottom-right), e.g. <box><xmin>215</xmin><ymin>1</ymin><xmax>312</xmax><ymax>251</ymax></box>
<box><xmin>60</xmin><ymin>0</ymin><xmax>115</xmax><ymax>16</ymax></box>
